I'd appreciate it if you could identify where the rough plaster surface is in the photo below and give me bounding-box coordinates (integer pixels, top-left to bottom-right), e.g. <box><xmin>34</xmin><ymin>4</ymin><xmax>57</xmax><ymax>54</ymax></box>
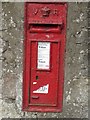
<box><xmin>0</xmin><ymin>2</ymin><xmax>3</xmax><ymax>120</ymax></box>
<box><xmin>0</xmin><ymin>2</ymin><xmax>88</xmax><ymax>119</ymax></box>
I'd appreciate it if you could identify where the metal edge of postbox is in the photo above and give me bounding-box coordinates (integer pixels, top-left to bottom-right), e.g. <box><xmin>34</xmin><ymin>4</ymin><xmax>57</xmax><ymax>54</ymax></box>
<box><xmin>22</xmin><ymin>2</ymin><xmax>68</xmax><ymax>112</ymax></box>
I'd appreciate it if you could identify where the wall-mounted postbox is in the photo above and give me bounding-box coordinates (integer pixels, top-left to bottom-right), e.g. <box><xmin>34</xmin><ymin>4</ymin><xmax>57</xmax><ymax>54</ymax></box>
<box><xmin>23</xmin><ymin>2</ymin><xmax>67</xmax><ymax>112</ymax></box>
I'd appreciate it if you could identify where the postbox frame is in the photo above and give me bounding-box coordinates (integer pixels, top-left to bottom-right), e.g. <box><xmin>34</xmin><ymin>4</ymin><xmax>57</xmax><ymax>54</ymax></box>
<box><xmin>23</xmin><ymin>2</ymin><xmax>67</xmax><ymax>112</ymax></box>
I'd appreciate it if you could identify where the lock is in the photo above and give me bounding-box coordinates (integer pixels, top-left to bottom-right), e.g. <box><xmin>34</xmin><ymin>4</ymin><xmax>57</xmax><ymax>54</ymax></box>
<box><xmin>23</xmin><ymin>2</ymin><xmax>67</xmax><ymax>112</ymax></box>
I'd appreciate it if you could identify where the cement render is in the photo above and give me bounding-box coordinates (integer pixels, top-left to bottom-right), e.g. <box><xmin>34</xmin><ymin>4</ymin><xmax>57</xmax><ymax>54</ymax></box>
<box><xmin>0</xmin><ymin>2</ymin><xmax>89</xmax><ymax>119</ymax></box>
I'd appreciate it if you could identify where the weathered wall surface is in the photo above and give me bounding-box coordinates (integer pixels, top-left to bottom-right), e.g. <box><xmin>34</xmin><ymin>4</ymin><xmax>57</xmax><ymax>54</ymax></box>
<box><xmin>1</xmin><ymin>2</ymin><xmax>88</xmax><ymax>118</ymax></box>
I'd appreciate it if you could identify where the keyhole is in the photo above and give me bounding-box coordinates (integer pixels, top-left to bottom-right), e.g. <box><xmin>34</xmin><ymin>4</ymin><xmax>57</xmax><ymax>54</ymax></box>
<box><xmin>36</xmin><ymin>76</ymin><xmax>39</xmax><ymax>80</ymax></box>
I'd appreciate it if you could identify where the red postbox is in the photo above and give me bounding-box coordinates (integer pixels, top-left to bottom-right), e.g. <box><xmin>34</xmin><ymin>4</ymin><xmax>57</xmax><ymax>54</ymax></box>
<box><xmin>23</xmin><ymin>2</ymin><xmax>67</xmax><ymax>112</ymax></box>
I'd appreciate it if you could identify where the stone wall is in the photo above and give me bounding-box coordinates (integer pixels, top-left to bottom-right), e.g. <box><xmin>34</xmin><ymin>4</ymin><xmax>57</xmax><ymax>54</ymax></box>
<box><xmin>0</xmin><ymin>2</ymin><xmax>88</xmax><ymax>118</ymax></box>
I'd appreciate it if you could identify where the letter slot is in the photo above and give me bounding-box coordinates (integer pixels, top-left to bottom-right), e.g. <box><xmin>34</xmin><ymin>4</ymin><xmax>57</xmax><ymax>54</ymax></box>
<box><xmin>29</xmin><ymin>24</ymin><xmax>63</xmax><ymax>33</ymax></box>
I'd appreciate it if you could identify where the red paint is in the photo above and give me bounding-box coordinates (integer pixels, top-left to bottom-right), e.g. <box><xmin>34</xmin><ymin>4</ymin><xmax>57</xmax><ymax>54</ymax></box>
<box><xmin>23</xmin><ymin>2</ymin><xmax>67</xmax><ymax>112</ymax></box>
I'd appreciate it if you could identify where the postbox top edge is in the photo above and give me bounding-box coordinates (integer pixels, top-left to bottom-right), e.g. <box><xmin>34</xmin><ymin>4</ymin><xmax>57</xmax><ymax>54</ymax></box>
<box><xmin>25</xmin><ymin>1</ymin><xmax>67</xmax><ymax>3</ymax></box>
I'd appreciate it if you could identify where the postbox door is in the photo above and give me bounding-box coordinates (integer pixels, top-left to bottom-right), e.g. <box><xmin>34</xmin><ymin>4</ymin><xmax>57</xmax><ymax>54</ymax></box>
<box><xmin>29</xmin><ymin>41</ymin><xmax>60</xmax><ymax>106</ymax></box>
